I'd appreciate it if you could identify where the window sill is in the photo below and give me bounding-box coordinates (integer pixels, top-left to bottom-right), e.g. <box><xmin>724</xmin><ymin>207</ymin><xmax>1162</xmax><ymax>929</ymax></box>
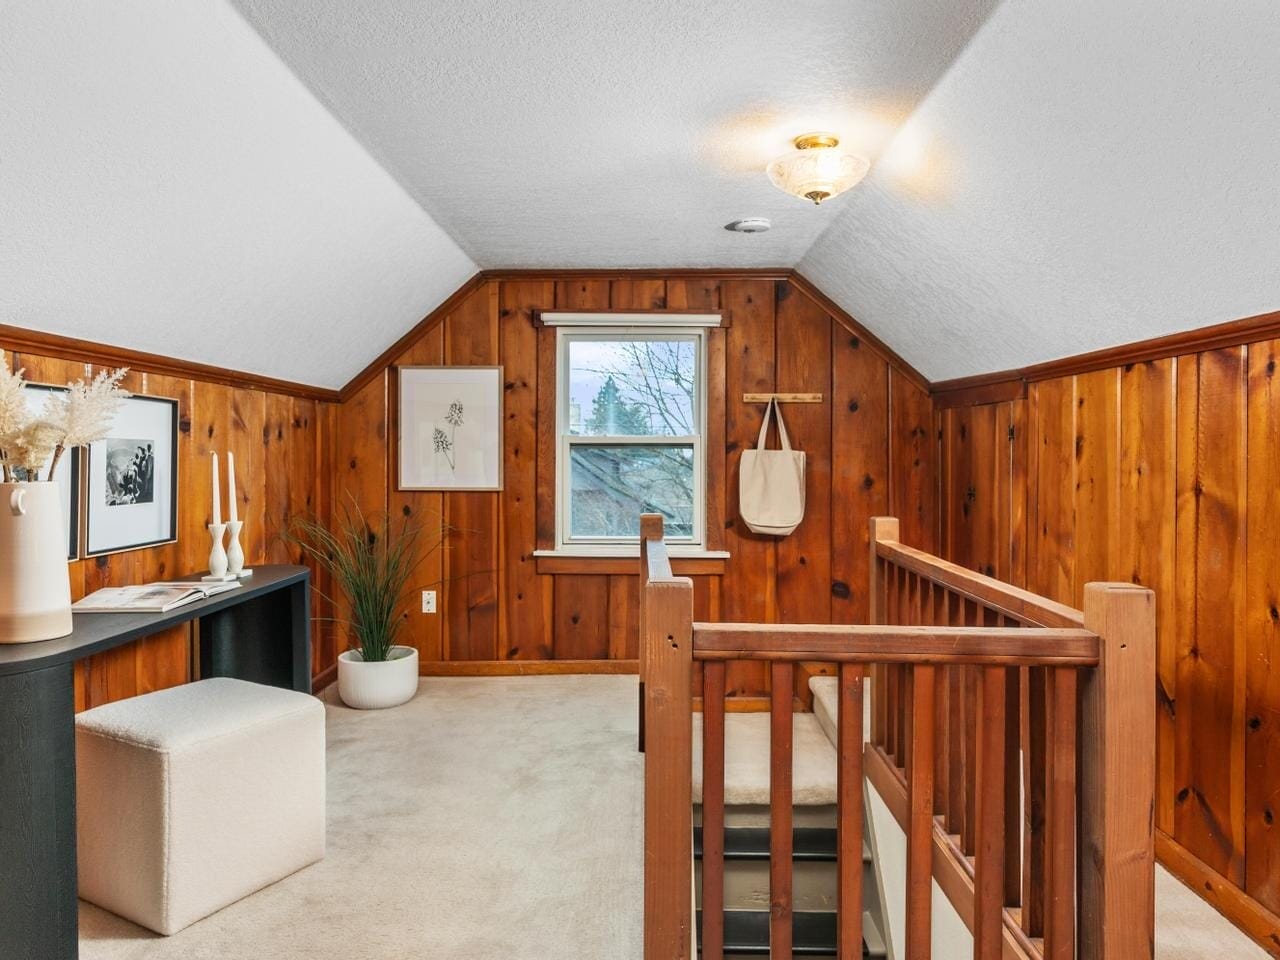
<box><xmin>533</xmin><ymin>549</ymin><xmax>729</xmax><ymax>576</ymax></box>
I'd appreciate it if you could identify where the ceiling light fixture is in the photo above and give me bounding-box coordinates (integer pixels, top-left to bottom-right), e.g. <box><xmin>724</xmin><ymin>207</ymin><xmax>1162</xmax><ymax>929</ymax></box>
<box><xmin>766</xmin><ymin>133</ymin><xmax>869</xmax><ymax>205</ymax></box>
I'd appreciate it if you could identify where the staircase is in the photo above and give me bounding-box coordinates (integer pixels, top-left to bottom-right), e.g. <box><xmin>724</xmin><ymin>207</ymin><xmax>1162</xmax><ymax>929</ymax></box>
<box><xmin>692</xmin><ymin>677</ymin><xmax>889</xmax><ymax>958</ymax></box>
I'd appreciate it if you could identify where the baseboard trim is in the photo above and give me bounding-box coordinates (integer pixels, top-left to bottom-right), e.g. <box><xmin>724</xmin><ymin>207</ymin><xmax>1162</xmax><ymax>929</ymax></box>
<box><xmin>419</xmin><ymin>659</ymin><xmax>639</xmax><ymax>676</ymax></box>
<box><xmin>1156</xmin><ymin>830</ymin><xmax>1280</xmax><ymax>957</ymax></box>
<box><xmin>311</xmin><ymin>663</ymin><xmax>338</xmax><ymax>692</ymax></box>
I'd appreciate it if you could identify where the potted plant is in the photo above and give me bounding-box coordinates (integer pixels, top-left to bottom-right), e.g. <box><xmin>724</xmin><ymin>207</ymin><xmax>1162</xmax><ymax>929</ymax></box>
<box><xmin>0</xmin><ymin>360</ymin><xmax>127</xmax><ymax>644</ymax></box>
<box><xmin>286</xmin><ymin>502</ymin><xmax>443</xmax><ymax>710</ymax></box>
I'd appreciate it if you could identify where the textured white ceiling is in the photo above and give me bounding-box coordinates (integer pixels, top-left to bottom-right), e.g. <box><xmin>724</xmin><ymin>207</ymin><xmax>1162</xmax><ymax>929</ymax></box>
<box><xmin>1</xmin><ymin>1</ymin><xmax>476</xmax><ymax>391</ymax></box>
<box><xmin>229</xmin><ymin>0</ymin><xmax>998</xmax><ymax>269</ymax></box>
<box><xmin>802</xmin><ymin>0</ymin><xmax>1280</xmax><ymax>382</ymax></box>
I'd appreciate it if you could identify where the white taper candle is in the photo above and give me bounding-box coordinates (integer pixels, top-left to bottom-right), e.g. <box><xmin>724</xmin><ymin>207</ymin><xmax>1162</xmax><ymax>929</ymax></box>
<box><xmin>211</xmin><ymin>451</ymin><xmax>222</xmax><ymax>526</ymax></box>
<box><xmin>227</xmin><ymin>450</ymin><xmax>238</xmax><ymax>523</ymax></box>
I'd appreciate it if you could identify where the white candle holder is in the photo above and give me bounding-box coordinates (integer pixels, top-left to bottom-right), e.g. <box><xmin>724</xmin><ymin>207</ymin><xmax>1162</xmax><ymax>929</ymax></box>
<box><xmin>226</xmin><ymin>519</ymin><xmax>253</xmax><ymax>579</ymax></box>
<box><xmin>202</xmin><ymin>522</ymin><xmax>236</xmax><ymax>583</ymax></box>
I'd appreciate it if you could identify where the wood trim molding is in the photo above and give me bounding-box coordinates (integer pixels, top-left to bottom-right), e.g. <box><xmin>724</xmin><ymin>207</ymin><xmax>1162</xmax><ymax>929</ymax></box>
<box><xmin>480</xmin><ymin>267</ymin><xmax>793</xmax><ymax>281</ymax></box>
<box><xmin>338</xmin><ymin>271</ymin><xmax>488</xmax><ymax>402</ymax></box>
<box><xmin>931</xmin><ymin>306</ymin><xmax>1280</xmax><ymax>407</ymax></box>
<box><xmin>419</xmin><ymin>658</ymin><xmax>639</xmax><ymax>676</ymax></box>
<box><xmin>0</xmin><ymin>324</ymin><xmax>340</xmax><ymax>402</ymax></box>
<box><xmin>311</xmin><ymin>662</ymin><xmax>338</xmax><ymax>692</ymax></box>
<box><xmin>534</xmin><ymin>555</ymin><xmax>727</xmax><ymax>576</ymax></box>
<box><xmin>786</xmin><ymin>272</ymin><xmax>932</xmax><ymax>394</ymax></box>
<box><xmin>1156</xmin><ymin>830</ymin><xmax>1280</xmax><ymax>957</ymax></box>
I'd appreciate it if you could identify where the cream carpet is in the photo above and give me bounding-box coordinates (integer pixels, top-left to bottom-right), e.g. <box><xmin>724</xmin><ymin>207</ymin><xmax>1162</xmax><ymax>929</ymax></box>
<box><xmin>78</xmin><ymin>675</ymin><xmax>1267</xmax><ymax>960</ymax></box>
<box><xmin>79</xmin><ymin>676</ymin><xmax>643</xmax><ymax>960</ymax></box>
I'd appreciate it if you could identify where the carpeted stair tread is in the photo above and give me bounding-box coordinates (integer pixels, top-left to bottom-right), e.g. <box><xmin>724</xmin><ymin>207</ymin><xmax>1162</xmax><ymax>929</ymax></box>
<box><xmin>693</xmin><ymin>712</ymin><xmax>837</xmax><ymax>805</ymax></box>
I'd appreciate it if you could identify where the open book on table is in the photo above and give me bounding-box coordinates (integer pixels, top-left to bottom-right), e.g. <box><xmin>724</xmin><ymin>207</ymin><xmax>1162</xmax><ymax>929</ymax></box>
<box><xmin>72</xmin><ymin>581</ymin><xmax>242</xmax><ymax>614</ymax></box>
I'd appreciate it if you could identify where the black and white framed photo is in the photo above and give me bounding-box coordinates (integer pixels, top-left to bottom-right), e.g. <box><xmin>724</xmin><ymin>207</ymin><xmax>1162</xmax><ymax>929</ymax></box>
<box><xmin>83</xmin><ymin>394</ymin><xmax>178</xmax><ymax>557</ymax></box>
<box><xmin>397</xmin><ymin>366</ymin><xmax>504</xmax><ymax>491</ymax></box>
<box><xmin>22</xmin><ymin>383</ymin><xmax>81</xmax><ymax>560</ymax></box>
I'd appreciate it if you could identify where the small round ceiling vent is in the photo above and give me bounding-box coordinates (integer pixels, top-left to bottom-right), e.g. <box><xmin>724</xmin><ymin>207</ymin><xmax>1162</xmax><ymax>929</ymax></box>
<box><xmin>725</xmin><ymin>217</ymin><xmax>771</xmax><ymax>233</ymax></box>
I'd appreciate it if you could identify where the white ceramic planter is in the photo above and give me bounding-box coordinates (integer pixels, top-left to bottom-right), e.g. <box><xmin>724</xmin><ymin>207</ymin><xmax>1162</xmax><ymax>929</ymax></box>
<box><xmin>337</xmin><ymin>645</ymin><xmax>419</xmax><ymax>709</ymax></box>
<box><xmin>0</xmin><ymin>482</ymin><xmax>73</xmax><ymax>644</ymax></box>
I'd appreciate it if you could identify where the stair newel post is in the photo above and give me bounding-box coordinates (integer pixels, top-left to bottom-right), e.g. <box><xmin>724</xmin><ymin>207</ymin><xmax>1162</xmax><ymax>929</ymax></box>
<box><xmin>638</xmin><ymin>512</ymin><xmax>665</xmax><ymax>753</ymax></box>
<box><xmin>868</xmin><ymin>517</ymin><xmax>899</xmax><ymax>750</ymax></box>
<box><xmin>642</xmin><ymin>563</ymin><xmax>695</xmax><ymax>959</ymax></box>
<box><xmin>1078</xmin><ymin>583</ymin><xmax>1156</xmax><ymax>960</ymax></box>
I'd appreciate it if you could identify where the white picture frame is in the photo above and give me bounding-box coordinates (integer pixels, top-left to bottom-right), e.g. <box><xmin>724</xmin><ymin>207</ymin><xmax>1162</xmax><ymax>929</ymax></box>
<box><xmin>22</xmin><ymin>383</ymin><xmax>81</xmax><ymax>561</ymax></box>
<box><xmin>83</xmin><ymin>394</ymin><xmax>179</xmax><ymax>557</ymax></box>
<box><xmin>397</xmin><ymin>366</ymin><xmax>504</xmax><ymax>491</ymax></box>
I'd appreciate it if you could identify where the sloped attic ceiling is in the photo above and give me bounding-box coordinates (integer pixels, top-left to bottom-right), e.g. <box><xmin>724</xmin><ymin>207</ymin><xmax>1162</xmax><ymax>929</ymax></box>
<box><xmin>801</xmin><ymin>0</ymin><xmax>1280</xmax><ymax>382</ymax></box>
<box><xmin>1</xmin><ymin>1</ymin><xmax>475</xmax><ymax>391</ymax></box>
<box><xmin>228</xmin><ymin>0</ymin><xmax>1000</xmax><ymax>270</ymax></box>
<box><xmin>5</xmin><ymin>2</ymin><xmax>1277</xmax><ymax>388</ymax></box>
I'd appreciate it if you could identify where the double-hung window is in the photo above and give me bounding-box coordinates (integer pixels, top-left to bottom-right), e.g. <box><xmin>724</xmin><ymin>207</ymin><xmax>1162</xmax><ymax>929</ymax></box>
<box><xmin>554</xmin><ymin>318</ymin><xmax>710</xmax><ymax>552</ymax></box>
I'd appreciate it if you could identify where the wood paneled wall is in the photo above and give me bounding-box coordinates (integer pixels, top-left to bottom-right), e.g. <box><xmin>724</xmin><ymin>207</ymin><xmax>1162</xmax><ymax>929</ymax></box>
<box><xmin>0</xmin><ymin>346</ymin><xmax>334</xmax><ymax>712</ymax></box>
<box><xmin>332</xmin><ymin>273</ymin><xmax>936</xmax><ymax>695</ymax></box>
<box><xmin>938</xmin><ymin>343</ymin><xmax>1280</xmax><ymax>948</ymax></box>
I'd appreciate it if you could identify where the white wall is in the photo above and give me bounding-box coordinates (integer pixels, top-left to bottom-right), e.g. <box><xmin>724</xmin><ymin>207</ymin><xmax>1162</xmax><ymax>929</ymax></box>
<box><xmin>866</xmin><ymin>781</ymin><xmax>974</xmax><ymax>960</ymax></box>
<box><xmin>803</xmin><ymin>0</ymin><xmax>1280</xmax><ymax>382</ymax></box>
<box><xmin>0</xmin><ymin>1</ymin><xmax>476</xmax><ymax>390</ymax></box>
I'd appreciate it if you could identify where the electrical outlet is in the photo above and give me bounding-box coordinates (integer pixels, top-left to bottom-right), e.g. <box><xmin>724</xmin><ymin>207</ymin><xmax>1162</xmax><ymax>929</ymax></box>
<box><xmin>421</xmin><ymin>590</ymin><xmax>437</xmax><ymax>614</ymax></box>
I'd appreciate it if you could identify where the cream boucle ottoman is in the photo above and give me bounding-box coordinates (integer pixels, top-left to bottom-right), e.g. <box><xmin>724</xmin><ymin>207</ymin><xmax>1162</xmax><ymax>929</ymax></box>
<box><xmin>75</xmin><ymin>677</ymin><xmax>325</xmax><ymax>935</ymax></box>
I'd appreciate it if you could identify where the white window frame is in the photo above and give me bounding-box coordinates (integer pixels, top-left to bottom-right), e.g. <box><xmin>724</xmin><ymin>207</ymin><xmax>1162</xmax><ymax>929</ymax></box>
<box><xmin>553</xmin><ymin>324</ymin><xmax>709</xmax><ymax>555</ymax></box>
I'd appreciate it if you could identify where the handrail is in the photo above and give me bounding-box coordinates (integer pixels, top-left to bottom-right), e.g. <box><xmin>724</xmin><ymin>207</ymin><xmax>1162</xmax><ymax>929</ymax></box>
<box><xmin>692</xmin><ymin>623</ymin><xmax>1099</xmax><ymax>666</ymax></box>
<box><xmin>640</xmin><ymin>512</ymin><xmax>1156</xmax><ymax>960</ymax></box>
<box><xmin>875</xmin><ymin>538</ymin><xmax>1085</xmax><ymax>629</ymax></box>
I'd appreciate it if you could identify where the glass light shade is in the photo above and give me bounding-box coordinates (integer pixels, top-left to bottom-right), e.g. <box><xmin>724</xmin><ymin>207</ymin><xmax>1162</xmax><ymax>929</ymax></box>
<box><xmin>766</xmin><ymin>144</ymin><xmax>870</xmax><ymax>205</ymax></box>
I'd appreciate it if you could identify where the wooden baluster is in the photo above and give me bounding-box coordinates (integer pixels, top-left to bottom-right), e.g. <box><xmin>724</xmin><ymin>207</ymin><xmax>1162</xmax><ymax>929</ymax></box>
<box><xmin>934</xmin><ymin>641</ymin><xmax>950</xmax><ymax>821</ymax></box>
<box><xmin>643</xmin><ymin>577</ymin><xmax>694</xmax><ymax>960</ymax></box>
<box><xmin>1044</xmin><ymin>666</ymin><xmax>1077</xmax><ymax>960</ymax></box>
<box><xmin>1022</xmin><ymin>666</ymin><xmax>1048</xmax><ymax>937</ymax></box>
<box><xmin>1004</xmin><ymin>662</ymin><xmax>1023</xmax><ymax>909</ymax></box>
<box><xmin>974</xmin><ymin>666</ymin><xmax>1007</xmax><ymax>959</ymax></box>
<box><xmin>946</xmin><ymin>593</ymin><xmax>966</xmax><ymax>841</ymax></box>
<box><xmin>962</xmin><ymin>602</ymin><xmax>980</xmax><ymax>856</ymax></box>
<box><xmin>770</xmin><ymin>661</ymin><xmax>794</xmax><ymax>959</ymax></box>
<box><xmin>884</xmin><ymin>565</ymin><xmax>900</xmax><ymax>761</ymax></box>
<box><xmin>837</xmin><ymin>663</ymin><xmax>865</xmax><ymax>960</ymax></box>
<box><xmin>869</xmin><ymin>517</ymin><xmax>896</xmax><ymax>752</ymax></box>
<box><xmin>906</xmin><ymin>664</ymin><xmax>936</xmax><ymax>960</ymax></box>
<box><xmin>702</xmin><ymin>661</ymin><xmax>727</xmax><ymax>960</ymax></box>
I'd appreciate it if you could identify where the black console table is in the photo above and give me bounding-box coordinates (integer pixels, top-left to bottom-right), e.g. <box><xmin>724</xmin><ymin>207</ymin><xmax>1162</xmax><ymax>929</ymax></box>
<box><xmin>0</xmin><ymin>564</ymin><xmax>311</xmax><ymax>960</ymax></box>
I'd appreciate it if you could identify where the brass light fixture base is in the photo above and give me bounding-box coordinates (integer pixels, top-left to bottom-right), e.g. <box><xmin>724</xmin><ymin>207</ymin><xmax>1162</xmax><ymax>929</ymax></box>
<box><xmin>794</xmin><ymin>132</ymin><xmax>840</xmax><ymax>150</ymax></box>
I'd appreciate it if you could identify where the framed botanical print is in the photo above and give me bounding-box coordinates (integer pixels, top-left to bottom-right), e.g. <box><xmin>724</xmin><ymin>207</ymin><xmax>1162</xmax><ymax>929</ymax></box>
<box><xmin>397</xmin><ymin>366</ymin><xmax>503</xmax><ymax>491</ymax></box>
<box><xmin>22</xmin><ymin>383</ymin><xmax>81</xmax><ymax>560</ymax></box>
<box><xmin>83</xmin><ymin>394</ymin><xmax>179</xmax><ymax>557</ymax></box>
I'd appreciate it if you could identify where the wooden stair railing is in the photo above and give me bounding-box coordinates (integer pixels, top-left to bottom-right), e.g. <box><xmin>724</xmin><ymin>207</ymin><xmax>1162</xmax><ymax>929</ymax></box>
<box><xmin>641</xmin><ymin>514</ymin><xmax>1156</xmax><ymax>960</ymax></box>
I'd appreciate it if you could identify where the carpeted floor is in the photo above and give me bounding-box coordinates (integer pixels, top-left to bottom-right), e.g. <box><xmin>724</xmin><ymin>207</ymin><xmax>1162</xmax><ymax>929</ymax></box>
<box><xmin>79</xmin><ymin>676</ymin><xmax>643</xmax><ymax>960</ymax></box>
<box><xmin>78</xmin><ymin>675</ymin><xmax>1267</xmax><ymax>960</ymax></box>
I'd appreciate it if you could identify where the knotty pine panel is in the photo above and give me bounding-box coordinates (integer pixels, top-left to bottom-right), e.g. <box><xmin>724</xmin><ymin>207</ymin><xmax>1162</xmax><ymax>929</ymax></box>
<box><xmin>327</xmin><ymin>273</ymin><xmax>919</xmax><ymax>698</ymax></box>
<box><xmin>939</xmin><ymin>339</ymin><xmax>1280</xmax><ymax>940</ymax></box>
<box><xmin>0</xmin><ymin>345</ymin><xmax>330</xmax><ymax>710</ymax></box>
<box><xmin>1245</xmin><ymin>340</ymin><xmax>1280</xmax><ymax>914</ymax></box>
<box><xmin>830</xmin><ymin>325</ymin><xmax>888</xmax><ymax>625</ymax></box>
<box><xmin>774</xmin><ymin>281</ymin><xmax>832</xmax><ymax>625</ymax></box>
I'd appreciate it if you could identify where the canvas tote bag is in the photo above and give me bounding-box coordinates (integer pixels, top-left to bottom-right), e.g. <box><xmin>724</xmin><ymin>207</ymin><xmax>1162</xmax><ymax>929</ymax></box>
<box><xmin>739</xmin><ymin>399</ymin><xmax>806</xmax><ymax>536</ymax></box>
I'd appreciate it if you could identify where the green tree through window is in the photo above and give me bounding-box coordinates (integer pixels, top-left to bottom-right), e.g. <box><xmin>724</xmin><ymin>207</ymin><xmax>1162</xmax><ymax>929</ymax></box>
<box><xmin>584</xmin><ymin>375</ymin><xmax>649</xmax><ymax>436</ymax></box>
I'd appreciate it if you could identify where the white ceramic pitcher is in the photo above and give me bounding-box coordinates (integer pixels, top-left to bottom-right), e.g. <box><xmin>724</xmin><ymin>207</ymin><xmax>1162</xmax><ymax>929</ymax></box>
<box><xmin>0</xmin><ymin>482</ymin><xmax>73</xmax><ymax>643</ymax></box>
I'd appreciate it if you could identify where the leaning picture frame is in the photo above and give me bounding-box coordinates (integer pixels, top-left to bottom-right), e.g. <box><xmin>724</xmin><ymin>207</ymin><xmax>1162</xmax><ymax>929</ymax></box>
<box><xmin>397</xmin><ymin>365</ymin><xmax>504</xmax><ymax>491</ymax></box>
<box><xmin>82</xmin><ymin>393</ymin><xmax>179</xmax><ymax>557</ymax></box>
<box><xmin>22</xmin><ymin>383</ymin><xmax>82</xmax><ymax>561</ymax></box>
